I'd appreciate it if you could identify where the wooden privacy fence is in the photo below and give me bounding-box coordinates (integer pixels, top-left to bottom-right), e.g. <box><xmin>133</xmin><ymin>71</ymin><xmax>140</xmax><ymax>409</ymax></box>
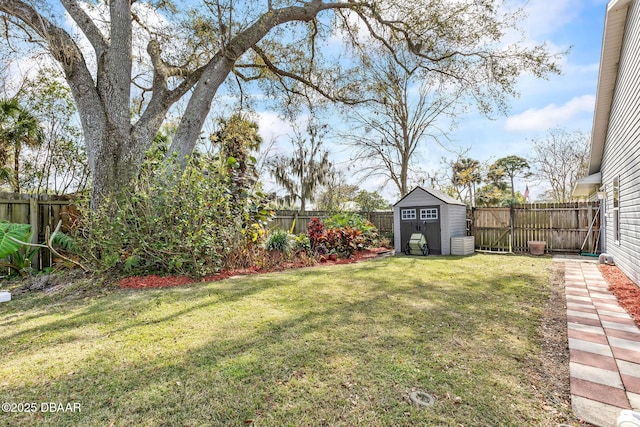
<box><xmin>0</xmin><ymin>195</ymin><xmax>600</xmax><ymax>268</ymax></box>
<box><xmin>0</xmin><ymin>193</ymin><xmax>76</xmax><ymax>269</ymax></box>
<box><xmin>271</xmin><ymin>210</ymin><xmax>394</xmax><ymax>235</ymax></box>
<box><xmin>0</xmin><ymin>199</ymin><xmax>392</xmax><ymax>269</ymax></box>
<box><xmin>472</xmin><ymin>202</ymin><xmax>601</xmax><ymax>253</ymax></box>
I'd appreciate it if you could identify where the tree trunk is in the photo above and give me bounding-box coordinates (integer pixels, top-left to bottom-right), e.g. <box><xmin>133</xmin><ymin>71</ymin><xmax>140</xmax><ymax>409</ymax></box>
<box><xmin>510</xmin><ymin>176</ymin><xmax>516</xmax><ymax>204</ymax></box>
<box><xmin>89</xmin><ymin>128</ymin><xmax>150</xmax><ymax>209</ymax></box>
<box><xmin>168</xmin><ymin>58</ymin><xmax>235</xmax><ymax>164</ymax></box>
<box><xmin>0</xmin><ymin>0</ymin><xmax>356</xmax><ymax>208</ymax></box>
<box><xmin>13</xmin><ymin>145</ymin><xmax>20</xmax><ymax>193</ymax></box>
<box><xmin>400</xmin><ymin>154</ymin><xmax>410</xmax><ymax>196</ymax></box>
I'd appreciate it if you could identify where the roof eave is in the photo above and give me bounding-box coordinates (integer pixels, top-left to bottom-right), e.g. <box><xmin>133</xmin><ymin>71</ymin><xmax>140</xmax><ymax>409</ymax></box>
<box><xmin>572</xmin><ymin>172</ymin><xmax>602</xmax><ymax>198</ymax></box>
<box><xmin>393</xmin><ymin>186</ymin><xmax>466</xmax><ymax>207</ymax></box>
<box><xmin>588</xmin><ymin>0</ymin><xmax>632</xmax><ymax>175</ymax></box>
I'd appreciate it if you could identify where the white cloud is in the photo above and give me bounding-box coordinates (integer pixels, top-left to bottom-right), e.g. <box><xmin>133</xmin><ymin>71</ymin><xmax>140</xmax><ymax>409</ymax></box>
<box><xmin>504</xmin><ymin>95</ymin><xmax>595</xmax><ymax>132</ymax></box>
<box><xmin>518</xmin><ymin>0</ymin><xmax>583</xmax><ymax>38</ymax></box>
<box><xmin>567</xmin><ymin>62</ymin><xmax>601</xmax><ymax>75</ymax></box>
<box><xmin>3</xmin><ymin>53</ymin><xmax>60</xmax><ymax>95</ymax></box>
<box><xmin>255</xmin><ymin>111</ymin><xmax>295</xmax><ymax>153</ymax></box>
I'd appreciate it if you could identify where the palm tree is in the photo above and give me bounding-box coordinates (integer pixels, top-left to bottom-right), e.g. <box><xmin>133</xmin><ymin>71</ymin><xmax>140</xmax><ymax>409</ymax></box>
<box><xmin>0</xmin><ymin>99</ymin><xmax>44</xmax><ymax>193</ymax></box>
<box><xmin>0</xmin><ymin>165</ymin><xmax>15</xmax><ymax>190</ymax></box>
<box><xmin>0</xmin><ymin>99</ymin><xmax>19</xmax><ymax>164</ymax></box>
<box><xmin>452</xmin><ymin>157</ymin><xmax>482</xmax><ymax>207</ymax></box>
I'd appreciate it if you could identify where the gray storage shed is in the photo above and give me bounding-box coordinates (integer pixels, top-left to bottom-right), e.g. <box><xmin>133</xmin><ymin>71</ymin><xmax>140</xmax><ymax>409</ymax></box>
<box><xmin>393</xmin><ymin>186</ymin><xmax>467</xmax><ymax>255</ymax></box>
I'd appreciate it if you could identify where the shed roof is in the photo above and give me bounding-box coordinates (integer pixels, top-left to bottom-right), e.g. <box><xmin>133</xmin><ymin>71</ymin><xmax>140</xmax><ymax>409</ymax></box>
<box><xmin>393</xmin><ymin>186</ymin><xmax>466</xmax><ymax>207</ymax></box>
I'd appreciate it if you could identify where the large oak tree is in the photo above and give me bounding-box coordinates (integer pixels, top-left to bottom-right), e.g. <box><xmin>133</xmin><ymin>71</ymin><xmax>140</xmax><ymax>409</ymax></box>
<box><xmin>529</xmin><ymin>128</ymin><xmax>589</xmax><ymax>203</ymax></box>
<box><xmin>0</xmin><ymin>0</ymin><xmax>560</xmax><ymax>207</ymax></box>
<box><xmin>344</xmin><ymin>51</ymin><xmax>463</xmax><ymax>197</ymax></box>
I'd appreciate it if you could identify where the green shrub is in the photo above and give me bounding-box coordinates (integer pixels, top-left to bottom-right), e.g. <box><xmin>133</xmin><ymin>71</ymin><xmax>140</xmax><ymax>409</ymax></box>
<box><xmin>264</xmin><ymin>229</ymin><xmax>292</xmax><ymax>253</ymax></box>
<box><xmin>325</xmin><ymin>213</ymin><xmax>378</xmax><ymax>247</ymax></box>
<box><xmin>324</xmin><ymin>226</ymin><xmax>365</xmax><ymax>258</ymax></box>
<box><xmin>76</xmin><ymin>154</ymin><xmax>271</xmax><ymax>277</ymax></box>
<box><xmin>0</xmin><ymin>223</ymin><xmax>34</xmax><ymax>275</ymax></box>
<box><xmin>293</xmin><ymin>234</ymin><xmax>311</xmax><ymax>254</ymax></box>
<box><xmin>0</xmin><ymin>222</ymin><xmax>77</xmax><ymax>276</ymax></box>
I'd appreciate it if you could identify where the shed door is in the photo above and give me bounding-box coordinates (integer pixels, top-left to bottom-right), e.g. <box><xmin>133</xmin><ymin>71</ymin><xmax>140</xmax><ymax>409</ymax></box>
<box><xmin>400</xmin><ymin>206</ymin><xmax>441</xmax><ymax>254</ymax></box>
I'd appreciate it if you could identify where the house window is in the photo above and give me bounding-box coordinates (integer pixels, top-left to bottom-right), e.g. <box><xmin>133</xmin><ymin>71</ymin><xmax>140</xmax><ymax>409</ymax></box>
<box><xmin>401</xmin><ymin>209</ymin><xmax>416</xmax><ymax>220</ymax></box>
<box><xmin>613</xmin><ymin>177</ymin><xmax>620</xmax><ymax>243</ymax></box>
<box><xmin>420</xmin><ymin>208</ymin><xmax>438</xmax><ymax>220</ymax></box>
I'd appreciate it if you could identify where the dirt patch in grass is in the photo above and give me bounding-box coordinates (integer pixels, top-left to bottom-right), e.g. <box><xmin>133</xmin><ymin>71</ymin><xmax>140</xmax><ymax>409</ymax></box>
<box><xmin>524</xmin><ymin>261</ymin><xmax>587</xmax><ymax>426</ymax></box>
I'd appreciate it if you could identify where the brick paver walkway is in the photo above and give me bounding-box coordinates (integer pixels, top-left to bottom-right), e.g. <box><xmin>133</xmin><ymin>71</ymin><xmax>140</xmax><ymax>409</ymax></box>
<box><xmin>563</xmin><ymin>259</ymin><xmax>640</xmax><ymax>427</ymax></box>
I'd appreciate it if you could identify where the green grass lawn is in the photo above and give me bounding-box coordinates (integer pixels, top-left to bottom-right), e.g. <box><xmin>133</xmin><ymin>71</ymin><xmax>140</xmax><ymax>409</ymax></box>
<box><xmin>1</xmin><ymin>254</ymin><xmax>562</xmax><ymax>426</ymax></box>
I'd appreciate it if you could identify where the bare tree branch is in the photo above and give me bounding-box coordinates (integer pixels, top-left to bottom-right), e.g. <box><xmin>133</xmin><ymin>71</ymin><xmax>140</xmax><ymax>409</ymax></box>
<box><xmin>60</xmin><ymin>0</ymin><xmax>108</xmax><ymax>56</ymax></box>
<box><xmin>251</xmin><ymin>45</ymin><xmax>370</xmax><ymax>105</ymax></box>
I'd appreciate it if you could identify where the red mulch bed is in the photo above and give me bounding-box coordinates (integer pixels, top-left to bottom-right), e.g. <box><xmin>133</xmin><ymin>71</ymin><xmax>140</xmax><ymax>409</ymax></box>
<box><xmin>600</xmin><ymin>264</ymin><xmax>640</xmax><ymax>328</ymax></box>
<box><xmin>119</xmin><ymin>247</ymin><xmax>392</xmax><ymax>290</ymax></box>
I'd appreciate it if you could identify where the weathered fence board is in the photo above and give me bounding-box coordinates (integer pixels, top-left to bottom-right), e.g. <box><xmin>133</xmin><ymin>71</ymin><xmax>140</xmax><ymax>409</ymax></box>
<box><xmin>0</xmin><ymin>193</ymin><xmax>599</xmax><ymax>269</ymax></box>
<box><xmin>473</xmin><ymin>202</ymin><xmax>601</xmax><ymax>253</ymax></box>
<box><xmin>0</xmin><ymin>193</ymin><xmax>75</xmax><ymax>269</ymax></box>
<box><xmin>271</xmin><ymin>210</ymin><xmax>394</xmax><ymax>235</ymax></box>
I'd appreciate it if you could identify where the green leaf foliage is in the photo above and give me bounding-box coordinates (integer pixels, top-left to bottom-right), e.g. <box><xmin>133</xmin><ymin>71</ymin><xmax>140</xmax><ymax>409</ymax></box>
<box><xmin>0</xmin><ymin>222</ymin><xmax>32</xmax><ymax>259</ymax></box>
<box><xmin>51</xmin><ymin>231</ymin><xmax>75</xmax><ymax>250</ymax></box>
<box><xmin>75</xmin><ymin>145</ymin><xmax>272</xmax><ymax>277</ymax></box>
<box><xmin>325</xmin><ymin>212</ymin><xmax>378</xmax><ymax>246</ymax></box>
<box><xmin>264</xmin><ymin>229</ymin><xmax>292</xmax><ymax>253</ymax></box>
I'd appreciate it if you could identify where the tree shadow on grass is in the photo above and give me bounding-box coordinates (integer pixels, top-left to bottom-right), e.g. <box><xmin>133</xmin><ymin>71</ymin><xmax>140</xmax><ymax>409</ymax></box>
<box><xmin>1</xmin><ymin>255</ymin><xmax>553</xmax><ymax>426</ymax></box>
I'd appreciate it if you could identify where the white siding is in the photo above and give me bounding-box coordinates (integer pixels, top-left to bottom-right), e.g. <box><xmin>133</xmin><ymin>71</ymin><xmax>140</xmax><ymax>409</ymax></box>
<box><xmin>441</xmin><ymin>204</ymin><xmax>451</xmax><ymax>255</ymax></box>
<box><xmin>601</xmin><ymin>0</ymin><xmax>640</xmax><ymax>284</ymax></box>
<box><xmin>449</xmin><ymin>205</ymin><xmax>468</xmax><ymax>238</ymax></box>
<box><xmin>393</xmin><ymin>206</ymin><xmax>401</xmax><ymax>251</ymax></box>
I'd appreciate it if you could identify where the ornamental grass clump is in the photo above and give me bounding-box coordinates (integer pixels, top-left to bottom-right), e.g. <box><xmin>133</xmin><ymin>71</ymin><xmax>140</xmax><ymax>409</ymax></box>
<box><xmin>264</xmin><ymin>229</ymin><xmax>293</xmax><ymax>253</ymax></box>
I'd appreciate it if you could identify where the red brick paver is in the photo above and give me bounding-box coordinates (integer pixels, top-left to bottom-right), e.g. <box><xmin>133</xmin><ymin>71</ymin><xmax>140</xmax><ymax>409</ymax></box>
<box><xmin>561</xmin><ymin>258</ymin><xmax>640</xmax><ymax>427</ymax></box>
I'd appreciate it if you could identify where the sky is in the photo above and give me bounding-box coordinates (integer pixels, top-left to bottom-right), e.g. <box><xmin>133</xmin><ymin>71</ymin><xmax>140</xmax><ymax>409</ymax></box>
<box><xmin>2</xmin><ymin>0</ymin><xmax>610</xmax><ymax>204</ymax></box>
<box><xmin>446</xmin><ymin>0</ymin><xmax>607</xmax><ymax>201</ymax></box>
<box><xmin>256</xmin><ymin>0</ymin><xmax>609</xmax><ymax>203</ymax></box>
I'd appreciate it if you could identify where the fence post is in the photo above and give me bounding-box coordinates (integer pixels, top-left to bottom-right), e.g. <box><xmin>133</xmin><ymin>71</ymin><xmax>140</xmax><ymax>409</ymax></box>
<box><xmin>587</xmin><ymin>204</ymin><xmax>593</xmax><ymax>253</ymax></box>
<box><xmin>509</xmin><ymin>204</ymin><xmax>514</xmax><ymax>253</ymax></box>
<box><xmin>29</xmin><ymin>196</ymin><xmax>39</xmax><ymax>269</ymax></box>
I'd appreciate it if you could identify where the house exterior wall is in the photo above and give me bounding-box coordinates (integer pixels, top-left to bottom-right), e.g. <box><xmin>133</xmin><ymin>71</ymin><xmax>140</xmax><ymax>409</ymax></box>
<box><xmin>600</xmin><ymin>0</ymin><xmax>640</xmax><ymax>285</ymax></box>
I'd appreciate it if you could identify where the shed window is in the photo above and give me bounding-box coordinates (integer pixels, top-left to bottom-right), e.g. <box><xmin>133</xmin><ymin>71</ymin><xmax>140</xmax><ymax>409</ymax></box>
<box><xmin>613</xmin><ymin>177</ymin><xmax>620</xmax><ymax>243</ymax></box>
<box><xmin>401</xmin><ymin>209</ymin><xmax>416</xmax><ymax>220</ymax></box>
<box><xmin>421</xmin><ymin>208</ymin><xmax>438</xmax><ymax>220</ymax></box>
